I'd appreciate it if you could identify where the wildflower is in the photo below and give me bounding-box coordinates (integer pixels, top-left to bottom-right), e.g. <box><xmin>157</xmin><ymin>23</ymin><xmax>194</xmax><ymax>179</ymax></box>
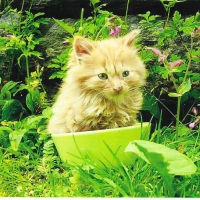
<box><xmin>146</xmin><ymin>47</ymin><xmax>162</xmax><ymax>56</ymax></box>
<box><xmin>6</xmin><ymin>34</ymin><xmax>14</xmax><ymax>38</ymax></box>
<box><xmin>146</xmin><ymin>47</ymin><xmax>167</xmax><ymax>63</ymax></box>
<box><xmin>189</xmin><ymin>118</ymin><xmax>200</xmax><ymax>129</ymax></box>
<box><xmin>191</xmin><ymin>107</ymin><xmax>198</xmax><ymax>115</ymax></box>
<box><xmin>169</xmin><ymin>60</ymin><xmax>183</xmax><ymax>67</ymax></box>
<box><xmin>30</xmin><ymin>80</ymin><xmax>39</xmax><ymax>88</ymax></box>
<box><xmin>110</xmin><ymin>26</ymin><xmax>121</xmax><ymax>36</ymax></box>
<box><xmin>192</xmin><ymin>27</ymin><xmax>200</xmax><ymax>38</ymax></box>
<box><xmin>189</xmin><ymin>122</ymin><xmax>195</xmax><ymax>129</ymax></box>
<box><xmin>158</xmin><ymin>55</ymin><xmax>165</xmax><ymax>62</ymax></box>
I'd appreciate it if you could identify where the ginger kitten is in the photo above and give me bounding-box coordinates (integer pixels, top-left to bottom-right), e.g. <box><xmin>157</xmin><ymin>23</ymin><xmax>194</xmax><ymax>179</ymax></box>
<box><xmin>48</xmin><ymin>30</ymin><xmax>146</xmax><ymax>134</ymax></box>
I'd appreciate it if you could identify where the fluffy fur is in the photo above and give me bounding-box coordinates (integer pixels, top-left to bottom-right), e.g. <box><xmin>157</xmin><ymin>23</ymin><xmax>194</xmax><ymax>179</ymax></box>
<box><xmin>48</xmin><ymin>30</ymin><xmax>146</xmax><ymax>134</ymax></box>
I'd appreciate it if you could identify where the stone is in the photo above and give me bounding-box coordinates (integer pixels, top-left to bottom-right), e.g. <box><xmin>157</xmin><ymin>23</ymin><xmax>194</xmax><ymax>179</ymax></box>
<box><xmin>0</xmin><ymin>0</ymin><xmax>199</xmax><ymax>19</ymax></box>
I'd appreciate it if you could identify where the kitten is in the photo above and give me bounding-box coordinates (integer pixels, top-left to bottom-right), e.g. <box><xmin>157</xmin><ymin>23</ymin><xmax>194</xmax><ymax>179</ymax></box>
<box><xmin>48</xmin><ymin>30</ymin><xmax>146</xmax><ymax>134</ymax></box>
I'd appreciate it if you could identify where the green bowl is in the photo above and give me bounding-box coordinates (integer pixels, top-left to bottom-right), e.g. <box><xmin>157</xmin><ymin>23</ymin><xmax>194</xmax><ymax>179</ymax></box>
<box><xmin>52</xmin><ymin>122</ymin><xmax>151</xmax><ymax>168</ymax></box>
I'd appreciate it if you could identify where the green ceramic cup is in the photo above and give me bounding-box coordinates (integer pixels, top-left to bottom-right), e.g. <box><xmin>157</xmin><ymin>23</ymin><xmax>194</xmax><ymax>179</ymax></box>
<box><xmin>52</xmin><ymin>122</ymin><xmax>151</xmax><ymax>168</ymax></box>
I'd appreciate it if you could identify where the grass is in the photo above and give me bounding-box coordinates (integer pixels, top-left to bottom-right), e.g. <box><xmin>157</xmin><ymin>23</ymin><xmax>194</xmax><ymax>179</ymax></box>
<box><xmin>0</xmin><ymin>125</ymin><xmax>199</xmax><ymax>197</ymax></box>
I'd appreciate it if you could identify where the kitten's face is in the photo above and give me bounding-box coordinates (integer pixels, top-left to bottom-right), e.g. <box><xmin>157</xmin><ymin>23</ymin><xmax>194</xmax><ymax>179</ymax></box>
<box><xmin>69</xmin><ymin>30</ymin><xmax>146</xmax><ymax>102</ymax></box>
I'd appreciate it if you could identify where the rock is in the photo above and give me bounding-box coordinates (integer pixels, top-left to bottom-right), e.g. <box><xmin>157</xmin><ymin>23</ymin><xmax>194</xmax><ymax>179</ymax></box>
<box><xmin>36</xmin><ymin>18</ymin><xmax>76</xmax><ymax>81</ymax></box>
<box><xmin>0</xmin><ymin>0</ymin><xmax>199</xmax><ymax>19</ymax></box>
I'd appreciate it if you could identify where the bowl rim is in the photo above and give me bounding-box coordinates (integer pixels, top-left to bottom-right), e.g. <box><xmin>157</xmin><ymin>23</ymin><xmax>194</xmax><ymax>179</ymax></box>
<box><xmin>51</xmin><ymin>122</ymin><xmax>150</xmax><ymax>137</ymax></box>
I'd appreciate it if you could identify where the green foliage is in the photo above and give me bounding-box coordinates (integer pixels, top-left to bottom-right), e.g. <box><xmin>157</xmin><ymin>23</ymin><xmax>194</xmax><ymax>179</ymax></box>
<box><xmin>125</xmin><ymin>140</ymin><xmax>197</xmax><ymax>196</ymax></box>
<box><xmin>0</xmin><ymin>8</ymin><xmax>49</xmax><ymax>83</ymax></box>
<box><xmin>139</xmin><ymin>9</ymin><xmax>200</xmax><ymax>130</ymax></box>
<box><xmin>0</xmin><ymin>81</ymin><xmax>18</xmax><ymax>100</ymax></box>
<box><xmin>48</xmin><ymin>48</ymin><xmax>70</xmax><ymax>80</ymax></box>
<box><xmin>138</xmin><ymin>11</ymin><xmax>160</xmax><ymax>24</ymax></box>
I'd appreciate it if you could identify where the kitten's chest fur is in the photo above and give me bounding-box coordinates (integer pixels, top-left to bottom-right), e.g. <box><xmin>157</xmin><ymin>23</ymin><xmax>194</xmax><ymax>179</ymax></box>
<box><xmin>66</xmin><ymin>88</ymin><xmax>142</xmax><ymax>132</ymax></box>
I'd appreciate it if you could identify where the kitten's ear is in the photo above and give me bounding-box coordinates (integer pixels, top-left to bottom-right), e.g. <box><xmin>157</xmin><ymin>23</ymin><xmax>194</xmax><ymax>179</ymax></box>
<box><xmin>122</xmin><ymin>29</ymin><xmax>140</xmax><ymax>47</ymax></box>
<box><xmin>73</xmin><ymin>36</ymin><xmax>94</xmax><ymax>56</ymax></box>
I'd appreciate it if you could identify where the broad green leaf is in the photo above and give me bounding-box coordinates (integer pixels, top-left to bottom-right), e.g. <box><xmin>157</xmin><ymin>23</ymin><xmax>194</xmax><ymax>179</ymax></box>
<box><xmin>2</xmin><ymin>99</ymin><xmax>24</xmax><ymax>121</ymax></box>
<box><xmin>178</xmin><ymin>79</ymin><xmax>191</xmax><ymax>95</ymax></box>
<box><xmin>168</xmin><ymin>93</ymin><xmax>182</xmax><ymax>97</ymax></box>
<box><xmin>125</xmin><ymin>140</ymin><xmax>197</xmax><ymax>176</ymax></box>
<box><xmin>26</xmin><ymin>89</ymin><xmax>41</xmax><ymax>114</ymax></box>
<box><xmin>0</xmin><ymin>100</ymin><xmax>6</xmax><ymax>106</ymax></box>
<box><xmin>9</xmin><ymin>129</ymin><xmax>27</xmax><ymax>151</ymax></box>
<box><xmin>0</xmin><ymin>81</ymin><xmax>18</xmax><ymax>100</ymax></box>
<box><xmin>25</xmin><ymin>115</ymin><xmax>45</xmax><ymax>129</ymax></box>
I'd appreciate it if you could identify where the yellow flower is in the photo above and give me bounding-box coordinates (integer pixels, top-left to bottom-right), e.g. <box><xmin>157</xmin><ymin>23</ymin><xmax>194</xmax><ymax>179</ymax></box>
<box><xmin>30</xmin><ymin>80</ymin><xmax>39</xmax><ymax>88</ymax></box>
<box><xmin>31</xmin><ymin>71</ymin><xmax>37</xmax><ymax>78</ymax></box>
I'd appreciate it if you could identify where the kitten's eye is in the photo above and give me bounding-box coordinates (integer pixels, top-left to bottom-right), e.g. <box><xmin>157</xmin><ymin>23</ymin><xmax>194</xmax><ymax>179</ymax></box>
<box><xmin>122</xmin><ymin>71</ymin><xmax>129</xmax><ymax>77</ymax></box>
<box><xmin>98</xmin><ymin>73</ymin><xmax>108</xmax><ymax>80</ymax></box>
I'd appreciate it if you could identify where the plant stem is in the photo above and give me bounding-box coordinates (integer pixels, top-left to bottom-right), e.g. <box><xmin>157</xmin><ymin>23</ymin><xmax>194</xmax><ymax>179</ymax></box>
<box><xmin>20</xmin><ymin>0</ymin><xmax>25</xmax><ymax>12</ymax></box>
<box><xmin>124</xmin><ymin>0</ymin><xmax>130</xmax><ymax>25</ymax></box>
<box><xmin>176</xmin><ymin>96</ymin><xmax>181</xmax><ymax>137</ymax></box>
<box><xmin>25</xmin><ymin>55</ymin><xmax>30</xmax><ymax>86</ymax></box>
<box><xmin>165</xmin><ymin>7</ymin><xmax>171</xmax><ymax>28</ymax></box>
<box><xmin>8</xmin><ymin>54</ymin><xmax>15</xmax><ymax>81</ymax></box>
<box><xmin>169</xmin><ymin>71</ymin><xmax>178</xmax><ymax>91</ymax></box>
<box><xmin>29</xmin><ymin>0</ymin><xmax>34</xmax><ymax>12</ymax></box>
<box><xmin>95</xmin><ymin>24</ymin><xmax>106</xmax><ymax>40</ymax></box>
<box><xmin>183</xmin><ymin>35</ymin><xmax>194</xmax><ymax>83</ymax></box>
<box><xmin>80</xmin><ymin>8</ymin><xmax>84</xmax><ymax>36</ymax></box>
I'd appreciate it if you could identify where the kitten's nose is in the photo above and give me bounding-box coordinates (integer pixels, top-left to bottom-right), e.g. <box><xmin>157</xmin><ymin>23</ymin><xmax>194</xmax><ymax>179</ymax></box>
<box><xmin>113</xmin><ymin>86</ymin><xmax>123</xmax><ymax>93</ymax></box>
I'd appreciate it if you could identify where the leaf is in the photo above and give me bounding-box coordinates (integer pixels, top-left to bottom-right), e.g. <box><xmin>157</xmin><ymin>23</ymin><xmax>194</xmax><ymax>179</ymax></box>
<box><xmin>90</xmin><ymin>0</ymin><xmax>100</xmax><ymax>6</ymax></box>
<box><xmin>177</xmin><ymin>125</ymin><xmax>192</xmax><ymax>136</ymax></box>
<box><xmin>0</xmin><ymin>126</ymin><xmax>12</xmax><ymax>148</ymax></box>
<box><xmin>25</xmin><ymin>115</ymin><xmax>45</xmax><ymax>129</ymax></box>
<box><xmin>178</xmin><ymin>79</ymin><xmax>191</xmax><ymax>95</ymax></box>
<box><xmin>53</xmin><ymin>18</ymin><xmax>75</xmax><ymax>36</ymax></box>
<box><xmin>49</xmin><ymin>71</ymin><xmax>66</xmax><ymax>79</ymax></box>
<box><xmin>0</xmin><ymin>81</ymin><xmax>18</xmax><ymax>100</ymax></box>
<box><xmin>2</xmin><ymin>99</ymin><xmax>25</xmax><ymax>121</ymax></box>
<box><xmin>142</xmin><ymin>92</ymin><xmax>160</xmax><ymax>118</ymax></box>
<box><xmin>47</xmin><ymin>63</ymin><xmax>61</xmax><ymax>69</ymax></box>
<box><xmin>42</xmin><ymin>107</ymin><xmax>52</xmax><ymax>118</ymax></box>
<box><xmin>172</xmin><ymin>11</ymin><xmax>183</xmax><ymax>26</ymax></box>
<box><xmin>168</xmin><ymin>93</ymin><xmax>182</xmax><ymax>97</ymax></box>
<box><xmin>34</xmin><ymin>12</ymin><xmax>45</xmax><ymax>18</ymax></box>
<box><xmin>125</xmin><ymin>140</ymin><xmax>197</xmax><ymax>176</ymax></box>
<box><xmin>26</xmin><ymin>88</ymin><xmax>41</xmax><ymax>113</ymax></box>
<box><xmin>9</xmin><ymin>129</ymin><xmax>27</xmax><ymax>151</ymax></box>
<box><xmin>179</xmin><ymin>16</ymin><xmax>196</xmax><ymax>35</ymax></box>
<box><xmin>30</xmin><ymin>51</ymin><xmax>43</xmax><ymax>59</ymax></box>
